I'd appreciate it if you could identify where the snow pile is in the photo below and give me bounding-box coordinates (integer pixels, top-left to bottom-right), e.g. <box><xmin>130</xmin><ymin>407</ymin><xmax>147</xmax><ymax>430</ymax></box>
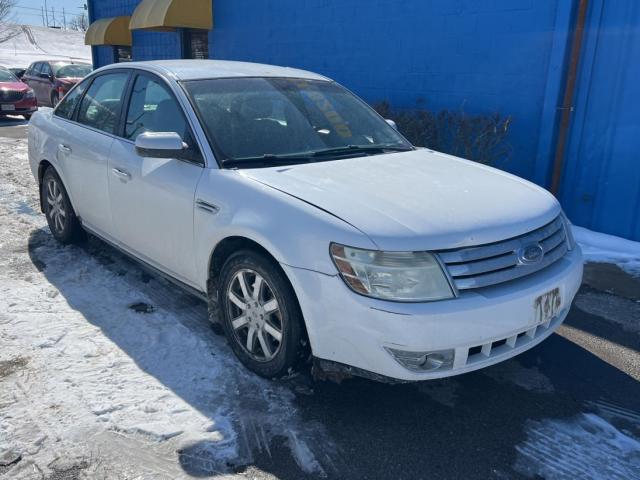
<box><xmin>0</xmin><ymin>137</ymin><xmax>334</xmax><ymax>479</ymax></box>
<box><xmin>573</xmin><ymin>225</ymin><xmax>640</xmax><ymax>276</ymax></box>
<box><xmin>0</xmin><ymin>24</ymin><xmax>90</xmax><ymax>68</ymax></box>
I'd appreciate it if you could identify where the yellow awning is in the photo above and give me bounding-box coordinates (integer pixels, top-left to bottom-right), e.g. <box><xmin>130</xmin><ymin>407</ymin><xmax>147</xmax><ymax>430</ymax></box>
<box><xmin>85</xmin><ymin>16</ymin><xmax>132</xmax><ymax>46</ymax></box>
<box><xmin>129</xmin><ymin>0</ymin><xmax>213</xmax><ymax>31</ymax></box>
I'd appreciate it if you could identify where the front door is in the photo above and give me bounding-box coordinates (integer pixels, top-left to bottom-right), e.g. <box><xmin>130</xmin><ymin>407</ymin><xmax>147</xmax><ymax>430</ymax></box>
<box><xmin>108</xmin><ymin>73</ymin><xmax>205</xmax><ymax>286</ymax></box>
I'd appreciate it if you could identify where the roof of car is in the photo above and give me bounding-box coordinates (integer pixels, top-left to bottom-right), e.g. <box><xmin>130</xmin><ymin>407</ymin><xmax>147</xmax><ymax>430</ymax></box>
<box><xmin>100</xmin><ymin>59</ymin><xmax>331</xmax><ymax>82</ymax></box>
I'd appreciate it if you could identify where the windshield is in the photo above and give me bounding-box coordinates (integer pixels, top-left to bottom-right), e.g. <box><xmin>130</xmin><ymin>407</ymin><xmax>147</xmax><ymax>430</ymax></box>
<box><xmin>54</xmin><ymin>64</ymin><xmax>92</xmax><ymax>79</ymax></box>
<box><xmin>184</xmin><ymin>78</ymin><xmax>412</xmax><ymax>166</ymax></box>
<box><xmin>0</xmin><ymin>69</ymin><xmax>18</xmax><ymax>82</ymax></box>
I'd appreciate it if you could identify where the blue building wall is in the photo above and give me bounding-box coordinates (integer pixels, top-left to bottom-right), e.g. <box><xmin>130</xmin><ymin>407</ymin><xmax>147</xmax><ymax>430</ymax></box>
<box><xmin>91</xmin><ymin>0</ymin><xmax>568</xmax><ymax>180</ymax></box>
<box><xmin>87</xmin><ymin>0</ymin><xmax>640</xmax><ymax>240</ymax></box>
<box><xmin>90</xmin><ymin>0</ymin><xmax>182</xmax><ymax>63</ymax></box>
<box><xmin>209</xmin><ymin>0</ymin><xmax>571</xmax><ymax>182</ymax></box>
<box><xmin>559</xmin><ymin>0</ymin><xmax>640</xmax><ymax>240</ymax></box>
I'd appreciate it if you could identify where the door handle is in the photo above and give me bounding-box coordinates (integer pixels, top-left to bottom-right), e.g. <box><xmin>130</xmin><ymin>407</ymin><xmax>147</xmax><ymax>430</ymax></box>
<box><xmin>111</xmin><ymin>167</ymin><xmax>131</xmax><ymax>181</ymax></box>
<box><xmin>58</xmin><ymin>144</ymin><xmax>72</xmax><ymax>154</ymax></box>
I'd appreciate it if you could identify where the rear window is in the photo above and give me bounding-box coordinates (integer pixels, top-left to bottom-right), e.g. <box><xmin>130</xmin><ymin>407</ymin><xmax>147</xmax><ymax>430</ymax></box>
<box><xmin>55</xmin><ymin>64</ymin><xmax>92</xmax><ymax>79</ymax></box>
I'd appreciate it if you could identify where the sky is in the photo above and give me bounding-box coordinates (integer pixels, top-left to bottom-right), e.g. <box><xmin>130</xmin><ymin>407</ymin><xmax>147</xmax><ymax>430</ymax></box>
<box><xmin>11</xmin><ymin>0</ymin><xmax>88</xmax><ymax>27</ymax></box>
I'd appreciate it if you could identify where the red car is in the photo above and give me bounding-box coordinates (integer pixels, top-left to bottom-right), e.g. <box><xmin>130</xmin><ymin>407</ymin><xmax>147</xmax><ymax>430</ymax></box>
<box><xmin>0</xmin><ymin>67</ymin><xmax>37</xmax><ymax>120</ymax></box>
<box><xmin>22</xmin><ymin>61</ymin><xmax>92</xmax><ymax>107</ymax></box>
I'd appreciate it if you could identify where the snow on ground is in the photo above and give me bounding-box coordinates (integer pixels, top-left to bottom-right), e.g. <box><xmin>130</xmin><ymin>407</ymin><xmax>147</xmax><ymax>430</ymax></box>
<box><xmin>0</xmin><ymin>137</ymin><xmax>335</xmax><ymax>478</ymax></box>
<box><xmin>574</xmin><ymin>225</ymin><xmax>640</xmax><ymax>276</ymax></box>
<box><xmin>515</xmin><ymin>413</ymin><xmax>640</xmax><ymax>479</ymax></box>
<box><xmin>0</xmin><ymin>25</ymin><xmax>90</xmax><ymax>68</ymax></box>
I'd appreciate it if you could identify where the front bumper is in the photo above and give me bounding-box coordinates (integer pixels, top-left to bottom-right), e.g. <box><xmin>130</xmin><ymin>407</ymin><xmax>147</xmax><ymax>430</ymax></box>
<box><xmin>283</xmin><ymin>247</ymin><xmax>583</xmax><ymax>382</ymax></box>
<box><xmin>0</xmin><ymin>98</ymin><xmax>37</xmax><ymax>115</ymax></box>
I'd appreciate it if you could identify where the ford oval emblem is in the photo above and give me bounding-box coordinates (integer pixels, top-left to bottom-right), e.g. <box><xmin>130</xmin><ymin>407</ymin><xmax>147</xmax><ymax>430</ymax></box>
<box><xmin>517</xmin><ymin>243</ymin><xmax>544</xmax><ymax>265</ymax></box>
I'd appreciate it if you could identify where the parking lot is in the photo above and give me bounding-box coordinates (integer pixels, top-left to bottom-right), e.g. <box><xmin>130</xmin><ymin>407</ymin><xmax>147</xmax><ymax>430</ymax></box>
<box><xmin>1</xmin><ymin>118</ymin><xmax>639</xmax><ymax>479</ymax></box>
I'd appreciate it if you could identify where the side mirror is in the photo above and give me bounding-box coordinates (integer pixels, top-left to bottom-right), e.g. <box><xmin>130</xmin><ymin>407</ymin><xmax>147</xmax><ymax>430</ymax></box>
<box><xmin>385</xmin><ymin>119</ymin><xmax>398</xmax><ymax>130</ymax></box>
<box><xmin>135</xmin><ymin>132</ymin><xmax>188</xmax><ymax>159</ymax></box>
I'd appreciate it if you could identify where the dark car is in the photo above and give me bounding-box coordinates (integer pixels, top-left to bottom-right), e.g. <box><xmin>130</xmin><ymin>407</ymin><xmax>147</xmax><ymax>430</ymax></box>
<box><xmin>22</xmin><ymin>60</ymin><xmax>92</xmax><ymax>107</ymax></box>
<box><xmin>0</xmin><ymin>67</ymin><xmax>37</xmax><ymax>120</ymax></box>
<box><xmin>8</xmin><ymin>67</ymin><xmax>26</xmax><ymax>79</ymax></box>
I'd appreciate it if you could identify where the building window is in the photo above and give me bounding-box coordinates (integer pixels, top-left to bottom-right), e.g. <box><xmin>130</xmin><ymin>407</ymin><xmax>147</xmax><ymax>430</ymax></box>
<box><xmin>182</xmin><ymin>29</ymin><xmax>209</xmax><ymax>59</ymax></box>
<box><xmin>114</xmin><ymin>46</ymin><xmax>132</xmax><ymax>63</ymax></box>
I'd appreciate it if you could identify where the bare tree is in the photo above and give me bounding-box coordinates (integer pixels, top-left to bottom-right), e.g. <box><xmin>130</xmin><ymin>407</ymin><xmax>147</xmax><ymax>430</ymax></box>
<box><xmin>0</xmin><ymin>0</ymin><xmax>17</xmax><ymax>42</ymax></box>
<box><xmin>0</xmin><ymin>0</ymin><xmax>15</xmax><ymax>25</ymax></box>
<box><xmin>69</xmin><ymin>12</ymin><xmax>89</xmax><ymax>32</ymax></box>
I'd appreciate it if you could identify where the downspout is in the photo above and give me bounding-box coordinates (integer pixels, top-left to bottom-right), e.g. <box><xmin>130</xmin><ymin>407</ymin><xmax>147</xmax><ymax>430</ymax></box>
<box><xmin>550</xmin><ymin>0</ymin><xmax>589</xmax><ymax>195</ymax></box>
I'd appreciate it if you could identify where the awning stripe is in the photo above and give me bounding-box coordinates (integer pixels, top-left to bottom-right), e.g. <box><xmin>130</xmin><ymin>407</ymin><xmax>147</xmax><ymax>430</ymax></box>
<box><xmin>85</xmin><ymin>16</ymin><xmax>132</xmax><ymax>46</ymax></box>
<box><xmin>129</xmin><ymin>0</ymin><xmax>213</xmax><ymax>31</ymax></box>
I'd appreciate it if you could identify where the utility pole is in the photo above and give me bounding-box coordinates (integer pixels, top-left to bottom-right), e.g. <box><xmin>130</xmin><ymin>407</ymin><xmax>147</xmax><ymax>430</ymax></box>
<box><xmin>41</xmin><ymin>6</ymin><xmax>45</xmax><ymax>27</ymax></box>
<box><xmin>44</xmin><ymin>0</ymin><xmax>49</xmax><ymax>27</ymax></box>
<box><xmin>62</xmin><ymin>8</ymin><xmax>66</xmax><ymax>29</ymax></box>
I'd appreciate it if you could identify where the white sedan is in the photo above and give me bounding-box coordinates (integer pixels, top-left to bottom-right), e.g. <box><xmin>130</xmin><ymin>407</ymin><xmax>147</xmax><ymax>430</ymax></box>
<box><xmin>28</xmin><ymin>60</ymin><xmax>583</xmax><ymax>382</ymax></box>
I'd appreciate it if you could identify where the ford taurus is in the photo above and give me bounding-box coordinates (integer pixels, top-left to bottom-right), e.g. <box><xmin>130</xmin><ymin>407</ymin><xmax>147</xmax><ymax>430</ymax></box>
<box><xmin>28</xmin><ymin>60</ymin><xmax>583</xmax><ymax>381</ymax></box>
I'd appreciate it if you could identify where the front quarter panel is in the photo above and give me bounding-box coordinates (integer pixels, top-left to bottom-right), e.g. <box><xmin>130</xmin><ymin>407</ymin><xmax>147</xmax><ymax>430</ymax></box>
<box><xmin>193</xmin><ymin>168</ymin><xmax>377</xmax><ymax>290</ymax></box>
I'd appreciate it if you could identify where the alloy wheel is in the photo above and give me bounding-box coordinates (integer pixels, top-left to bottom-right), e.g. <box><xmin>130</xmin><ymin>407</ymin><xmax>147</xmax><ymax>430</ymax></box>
<box><xmin>46</xmin><ymin>178</ymin><xmax>66</xmax><ymax>234</ymax></box>
<box><xmin>226</xmin><ymin>269</ymin><xmax>283</xmax><ymax>362</ymax></box>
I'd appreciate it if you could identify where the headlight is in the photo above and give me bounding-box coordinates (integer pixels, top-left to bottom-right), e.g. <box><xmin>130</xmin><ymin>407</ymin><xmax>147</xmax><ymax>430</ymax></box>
<box><xmin>330</xmin><ymin>243</ymin><xmax>454</xmax><ymax>302</ymax></box>
<box><xmin>24</xmin><ymin>89</ymin><xmax>35</xmax><ymax>99</ymax></box>
<box><xmin>560</xmin><ymin>212</ymin><xmax>576</xmax><ymax>250</ymax></box>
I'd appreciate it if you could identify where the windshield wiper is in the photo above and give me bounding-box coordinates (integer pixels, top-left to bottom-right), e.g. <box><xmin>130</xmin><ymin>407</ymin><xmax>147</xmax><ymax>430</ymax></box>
<box><xmin>221</xmin><ymin>144</ymin><xmax>413</xmax><ymax>168</ymax></box>
<box><xmin>221</xmin><ymin>153</ymin><xmax>314</xmax><ymax>168</ymax></box>
<box><xmin>309</xmin><ymin>144</ymin><xmax>413</xmax><ymax>157</ymax></box>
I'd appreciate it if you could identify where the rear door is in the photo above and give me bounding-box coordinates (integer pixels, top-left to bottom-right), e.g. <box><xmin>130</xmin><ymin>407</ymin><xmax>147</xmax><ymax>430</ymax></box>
<box><xmin>54</xmin><ymin>71</ymin><xmax>130</xmax><ymax>235</ymax></box>
<box><xmin>108</xmin><ymin>71</ymin><xmax>205</xmax><ymax>286</ymax></box>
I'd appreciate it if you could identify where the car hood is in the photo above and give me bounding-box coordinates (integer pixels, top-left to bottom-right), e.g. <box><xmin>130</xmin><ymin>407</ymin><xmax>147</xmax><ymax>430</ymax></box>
<box><xmin>241</xmin><ymin>149</ymin><xmax>561</xmax><ymax>251</ymax></box>
<box><xmin>0</xmin><ymin>82</ymin><xmax>30</xmax><ymax>91</ymax></box>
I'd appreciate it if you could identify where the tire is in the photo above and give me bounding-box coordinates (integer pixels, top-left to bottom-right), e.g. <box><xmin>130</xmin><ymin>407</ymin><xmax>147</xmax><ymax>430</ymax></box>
<box><xmin>218</xmin><ymin>250</ymin><xmax>304</xmax><ymax>378</ymax></box>
<box><xmin>42</xmin><ymin>167</ymin><xmax>84</xmax><ymax>244</ymax></box>
<box><xmin>23</xmin><ymin>114</ymin><xmax>32</xmax><ymax>121</ymax></box>
<box><xmin>50</xmin><ymin>91</ymin><xmax>59</xmax><ymax>107</ymax></box>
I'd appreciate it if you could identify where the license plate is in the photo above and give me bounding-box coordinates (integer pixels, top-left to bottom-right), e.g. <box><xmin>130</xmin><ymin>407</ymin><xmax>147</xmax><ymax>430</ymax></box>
<box><xmin>533</xmin><ymin>288</ymin><xmax>562</xmax><ymax>325</ymax></box>
<box><xmin>1</xmin><ymin>104</ymin><xmax>15</xmax><ymax>111</ymax></box>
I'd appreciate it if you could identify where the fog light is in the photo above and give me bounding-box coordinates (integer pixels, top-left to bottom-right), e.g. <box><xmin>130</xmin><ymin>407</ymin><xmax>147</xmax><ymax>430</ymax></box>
<box><xmin>385</xmin><ymin>347</ymin><xmax>455</xmax><ymax>373</ymax></box>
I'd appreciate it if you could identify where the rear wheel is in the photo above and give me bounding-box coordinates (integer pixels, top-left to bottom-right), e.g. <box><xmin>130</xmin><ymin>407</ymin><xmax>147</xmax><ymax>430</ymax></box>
<box><xmin>218</xmin><ymin>250</ymin><xmax>304</xmax><ymax>378</ymax></box>
<box><xmin>42</xmin><ymin>167</ymin><xmax>84</xmax><ymax>244</ymax></box>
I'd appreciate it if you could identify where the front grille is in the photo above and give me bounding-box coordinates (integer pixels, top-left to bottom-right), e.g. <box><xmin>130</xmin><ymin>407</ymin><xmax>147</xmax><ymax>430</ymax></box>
<box><xmin>0</xmin><ymin>89</ymin><xmax>24</xmax><ymax>102</ymax></box>
<box><xmin>438</xmin><ymin>216</ymin><xmax>569</xmax><ymax>291</ymax></box>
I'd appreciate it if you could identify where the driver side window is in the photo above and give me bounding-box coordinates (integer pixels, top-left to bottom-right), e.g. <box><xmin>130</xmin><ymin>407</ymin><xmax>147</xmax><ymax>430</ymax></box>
<box><xmin>125</xmin><ymin>74</ymin><xmax>202</xmax><ymax>163</ymax></box>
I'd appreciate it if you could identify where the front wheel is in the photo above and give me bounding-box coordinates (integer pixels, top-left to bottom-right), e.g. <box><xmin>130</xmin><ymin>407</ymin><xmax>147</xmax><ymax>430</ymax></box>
<box><xmin>218</xmin><ymin>250</ymin><xmax>304</xmax><ymax>378</ymax></box>
<box><xmin>22</xmin><ymin>114</ymin><xmax>32</xmax><ymax>121</ymax></box>
<box><xmin>42</xmin><ymin>167</ymin><xmax>84</xmax><ymax>244</ymax></box>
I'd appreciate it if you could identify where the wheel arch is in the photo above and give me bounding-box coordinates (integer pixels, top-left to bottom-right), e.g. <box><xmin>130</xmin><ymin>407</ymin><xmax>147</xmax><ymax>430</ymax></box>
<box><xmin>207</xmin><ymin>235</ymin><xmax>311</xmax><ymax>350</ymax></box>
<box><xmin>208</xmin><ymin>235</ymin><xmax>290</xmax><ymax>298</ymax></box>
